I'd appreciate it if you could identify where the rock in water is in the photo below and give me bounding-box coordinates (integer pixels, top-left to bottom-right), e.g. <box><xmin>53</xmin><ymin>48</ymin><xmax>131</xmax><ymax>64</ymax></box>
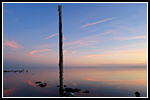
<box><xmin>135</xmin><ymin>91</ymin><xmax>140</xmax><ymax>97</ymax></box>
<box><xmin>38</xmin><ymin>83</ymin><xmax>47</xmax><ymax>88</ymax></box>
<box><xmin>74</xmin><ymin>88</ymin><xmax>81</xmax><ymax>92</ymax></box>
<box><xmin>35</xmin><ymin>81</ymin><xmax>41</xmax><ymax>84</ymax></box>
<box><xmin>64</xmin><ymin>92</ymin><xmax>76</xmax><ymax>97</ymax></box>
<box><xmin>65</xmin><ymin>88</ymin><xmax>74</xmax><ymax>92</ymax></box>
<box><xmin>82</xmin><ymin>90</ymin><xmax>89</xmax><ymax>93</ymax></box>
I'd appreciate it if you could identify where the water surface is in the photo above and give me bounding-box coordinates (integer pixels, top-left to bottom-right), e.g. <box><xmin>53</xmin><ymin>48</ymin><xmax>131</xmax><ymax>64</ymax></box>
<box><xmin>3</xmin><ymin>67</ymin><xmax>147</xmax><ymax>97</ymax></box>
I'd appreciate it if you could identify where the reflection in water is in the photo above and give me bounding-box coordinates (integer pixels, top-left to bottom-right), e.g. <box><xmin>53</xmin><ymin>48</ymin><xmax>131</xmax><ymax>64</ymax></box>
<box><xmin>3</xmin><ymin>88</ymin><xmax>15</xmax><ymax>97</ymax></box>
<box><xmin>3</xmin><ymin>67</ymin><xmax>147</xmax><ymax>97</ymax></box>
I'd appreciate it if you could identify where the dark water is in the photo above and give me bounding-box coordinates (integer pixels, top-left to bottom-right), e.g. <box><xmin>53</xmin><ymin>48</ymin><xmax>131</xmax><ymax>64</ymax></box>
<box><xmin>3</xmin><ymin>67</ymin><xmax>147</xmax><ymax>97</ymax></box>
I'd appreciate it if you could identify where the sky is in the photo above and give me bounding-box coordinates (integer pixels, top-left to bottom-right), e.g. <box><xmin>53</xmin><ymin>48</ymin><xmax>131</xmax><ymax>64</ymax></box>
<box><xmin>3</xmin><ymin>2</ymin><xmax>147</xmax><ymax>68</ymax></box>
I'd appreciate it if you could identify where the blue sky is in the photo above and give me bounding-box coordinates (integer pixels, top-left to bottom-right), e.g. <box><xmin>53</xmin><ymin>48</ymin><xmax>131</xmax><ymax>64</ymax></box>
<box><xmin>3</xmin><ymin>2</ymin><xmax>147</xmax><ymax>67</ymax></box>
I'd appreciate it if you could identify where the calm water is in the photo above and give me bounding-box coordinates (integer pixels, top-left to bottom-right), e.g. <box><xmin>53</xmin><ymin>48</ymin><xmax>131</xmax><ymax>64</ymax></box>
<box><xmin>3</xmin><ymin>67</ymin><xmax>147</xmax><ymax>97</ymax></box>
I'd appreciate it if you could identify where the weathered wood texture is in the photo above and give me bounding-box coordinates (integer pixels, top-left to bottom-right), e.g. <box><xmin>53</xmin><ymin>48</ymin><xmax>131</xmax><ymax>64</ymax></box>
<box><xmin>58</xmin><ymin>5</ymin><xmax>64</xmax><ymax>97</ymax></box>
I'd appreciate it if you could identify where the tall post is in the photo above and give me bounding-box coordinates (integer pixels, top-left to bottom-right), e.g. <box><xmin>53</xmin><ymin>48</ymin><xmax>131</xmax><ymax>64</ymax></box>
<box><xmin>58</xmin><ymin>5</ymin><xmax>64</xmax><ymax>97</ymax></box>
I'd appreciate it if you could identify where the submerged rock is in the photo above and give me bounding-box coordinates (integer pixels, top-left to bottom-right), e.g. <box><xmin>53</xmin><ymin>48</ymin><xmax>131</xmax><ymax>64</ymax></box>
<box><xmin>35</xmin><ymin>81</ymin><xmax>41</xmax><ymax>84</ymax></box>
<box><xmin>4</xmin><ymin>70</ymin><xmax>11</xmax><ymax>72</ymax></box>
<box><xmin>82</xmin><ymin>90</ymin><xmax>89</xmax><ymax>93</ymax></box>
<box><xmin>38</xmin><ymin>83</ymin><xmax>47</xmax><ymax>88</ymax></box>
<box><xmin>65</xmin><ymin>88</ymin><xmax>74</xmax><ymax>92</ymax></box>
<box><xmin>74</xmin><ymin>88</ymin><xmax>81</xmax><ymax>92</ymax></box>
<box><xmin>135</xmin><ymin>91</ymin><xmax>140</xmax><ymax>97</ymax></box>
<box><xmin>65</xmin><ymin>88</ymin><xmax>81</xmax><ymax>93</ymax></box>
<box><xmin>4</xmin><ymin>69</ymin><xmax>28</xmax><ymax>73</ymax></box>
<box><xmin>57</xmin><ymin>84</ymin><xmax>67</xmax><ymax>87</ymax></box>
<box><xmin>64</xmin><ymin>92</ymin><xmax>76</xmax><ymax>97</ymax></box>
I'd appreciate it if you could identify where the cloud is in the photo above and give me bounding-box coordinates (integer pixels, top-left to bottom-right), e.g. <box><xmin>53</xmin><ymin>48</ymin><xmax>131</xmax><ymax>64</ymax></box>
<box><xmin>71</xmin><ymin>51</ymin><xmax>77</xmax><ymax>54</ymax></box>
<box><xmin>85</xmin><ymin>49</ymin><xmax>147</xmax><ymax>59</ymax></box>
<box><xmin>70</xmin><ymin>82</ymin><xmax>77</xmax><ymax>86</ymax></box>
<box><xmin>64</xmin><ymin>50</ymin><xmax>67</xmax><ymax>53</ymax></box>
<box><xmin>34</xmin><ymin>43</ymin><xmax>57</xmax><ymax>49</ymax></box>
<box><xmin>3</xmin><ymin>40</ymin><xmax>20</xmax><ymax>48</ymax></box>
<box><xmin>118</xmin><ymin>26</ymin><xmax>137</xmax><ymax>33</ymax></box>
<box><xmin>65</xmin><ymin>40</ymin><xmax>82</xmax><ymax>47</ymax></box>
<box><xmin>85</xmin><ymin>54</ymin><xmax>110</xmax><ymax>58</ymax></box>
<box><xmin>39</xmin><ymin>49</ymin><xmax>51</xmax><ymax>52</ymax></box>
<box><xmin>45</xmin><ymin>33</ymin><xmax>58</xmax><ymax>40</ymax></box>
<box><xmin>4</xmin><ymin>9</ymin><xmax>14</xmax><ymax>14</ymax></box>
<box><xmin>19</xmin><ymin>57</ymin><xmax>23</xmax><ymax>60</ymax></box>
<box><xmin>80</xmin><ymin>17</ymin><xmax>119</xmax><ymax>28</ymax></box>
<box><xmin>64</xmin><ymin>30</ymin><xmax>120</xmax><ymax>49</ymax></box>
<box><xmin>15</xmin><ymin>17</ymin><xmax>19</xmax><ymax>21</ymax></box>
<box><xmin>64</xmin><ymin>36</ymin><xmax>98</xmax><ymax>48</ymax></box>
<box><xmin>29</xmin><ymin>49</ymin><xmax>51</xmax><ymax>55</ymax></box>
<box><xmin>115</xmin><ymin>36</ymin><xmax>147</xmax><ymax>40</ymax></box>
<box><xmin>26</xmin><ymin>29</ymin><xmax>39</xmax><ymax>32</ymax></box>
<box><xmin>30</xmin><ymin>50</ymin><xmax>37</xmax><ymax>55</ymax></box>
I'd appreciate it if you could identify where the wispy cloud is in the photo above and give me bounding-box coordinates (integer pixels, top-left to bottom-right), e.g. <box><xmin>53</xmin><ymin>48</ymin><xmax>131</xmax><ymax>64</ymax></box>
<box><xmin>29</xmin><ymin>49</ymin><xmax>51</xmax><ymax>55</ymax></box>
<box><xmin>30</xmin><ymin>50</ymin><xmax>37</xmax><ymax>55</ymax></box>
<box><xmin>80</xmin><ymin>17</ymin><xmax>119</xmax><ymax>28</ymax></box>
<box><xmin>71</xmin><ymin>51</ymin><xmax>77</xmax><ymax>54</ymax></box>
<box><xmin>26</xmin><ymin>29</ymin><xmax>39</xmax><ymax>32</ymax></box>
<box><xmin>70</xmin><ymin>82</ymin><xmax>77</xmax><ymax>86</ymax></box>
<box><xmin>115</xmin><ymin>36</ymin><xmax>147</xmax><ymax>40</ymax></box>
<box><xmin>64</xmin><ymin>30</ymin><xmax>115</xmax><ymax>49</ymax></box>
<box><xmin>85</xmin><ymin>49</ymin><xmax>147</xmax><ymax>59</ymax></box>
<box><xmin>34</xmin><ymin>43</ymin><xmax>57</xmax><ymax>49</ymax></box>
<box><xmin>3</xmin><ymin>40</ymin><xmax>20</xmax><ymax>48</ymax></box>
<box><xmin>64</xmin><ymin>35</ymin><xmax>99</xmax><ymax>48</ymax></box>
<box><xmin>15</xmin><ymin>17</ymin><xmax>19</xmax><ymax>21</ymax></box>
<box><xmin>64</xmin><ymin>50</ymin><xmax>67</xmax><ymax>53</ymax></box>
<box><xmin>4</xmin><ymin>9</ymin><xmax>14</xmax><ymax>14</ymax></box>
<box><xmin>65</xmin><ymin>40</ymin><xmax>82</xmax><ymax>47</ymax></box>
<box><xmin>98</xmin><ymin>30</ymin><xmax>120</xmax><ymax>36</ymax></box>
<box><xmin>45</xmin><ymin>33</ymin><xmax>58</xmax><ymax>40</ymax></box>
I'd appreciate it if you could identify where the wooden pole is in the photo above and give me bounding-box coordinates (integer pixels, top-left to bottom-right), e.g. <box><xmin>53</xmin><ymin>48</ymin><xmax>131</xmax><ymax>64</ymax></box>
<box><xmin>58</xmin><ymin>5</ymin><xmax>64</xmax><ymax>97</ymax></box>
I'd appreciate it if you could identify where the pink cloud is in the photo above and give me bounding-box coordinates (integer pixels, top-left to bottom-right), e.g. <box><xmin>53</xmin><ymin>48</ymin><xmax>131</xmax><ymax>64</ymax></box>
<box><xmin>19</xmin><ymin>57</ymin><xmax>23</xmax><ymax>60</ymax></box>
<box><xmin>64</xmin><ymin>50</ymin><xmax>67</xmax><ymax>53</ymax></box>
<box><xmin>71</xmin><ymin>51</ymin><xmax>77</xmax><ymax>54</ymax></box>
<box><xmin>35</xmin><ymin>43</ymin><xmax>57</xmax><ymax>49</ymax></box>
<box><xmin>64</xmin><ymin>40</ymin><xmax>81</xmax><ymax>46</ymax></box>
<box><xmin>82</xmin><ymin>78</ymin><xmax>101</xmax><ymax>81</ymax></box>
<box><xmin>39</xmin><ymin>49</ymin><xmax>51</xmax><ymax>52</ymax></box>
<box><xmin>45</xmin><ymin>33</ymin><xmax>58</xmax><ymax>40</ymax></box>
<box><xmin>64</xmin><ymin>36</ymin><xmax>97</xmax><ymax>48</ymax></box>
<box><xmin>30</xmin><ymin>50</ymin><xmax>37</xmax><ymax>55</ymax></box>
<box><xmin>71</xmin><ymin>82</ymin><xmax>77</xmax><ymax>86</ymax></box>
<box><xmin>3</xmin><ymin>40</ymin><xmax>20</xmax><ymax>48</ymax></box>
<box><xmin>115</xmin><ymin>36</ymin><xmax>147</xmax><ymax>40</ymax></box>
<box><xmin>80</xmin><ymin>17</ymin><xmax>119</xmax><ymax>28</ymax></box>
<box><xmin>29</xmin><ymin>49</ymin><xmax>51</xmax><ymax>55</ymax></box>
<box><xmin>85</xmin><ymin>49</ymin><xmax>147</xmax><ymax>59</ymax></box>
<box><xmin>86</xmin><ymin>54</ymin><xmax>109</xmax><ymax>58</ymax></box>
<box><xmin>63</xmin><ymin>37</ymin><xmax>66</xmax><ymax>40</ymax></box>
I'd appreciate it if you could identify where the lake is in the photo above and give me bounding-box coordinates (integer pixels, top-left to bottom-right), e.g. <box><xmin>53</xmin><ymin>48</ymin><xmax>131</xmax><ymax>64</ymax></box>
<box><xmin>3</xmin><ymin>67</ymin><xmax>147</xmax><ymax>97</ymax></box>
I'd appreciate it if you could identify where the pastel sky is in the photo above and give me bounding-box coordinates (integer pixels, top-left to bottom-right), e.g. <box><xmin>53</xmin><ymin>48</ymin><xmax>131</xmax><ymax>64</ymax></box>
<box><xmin>3</xmin><ymin>2</ymin><xmax>147</xmax><ymax>68</ymax></box>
